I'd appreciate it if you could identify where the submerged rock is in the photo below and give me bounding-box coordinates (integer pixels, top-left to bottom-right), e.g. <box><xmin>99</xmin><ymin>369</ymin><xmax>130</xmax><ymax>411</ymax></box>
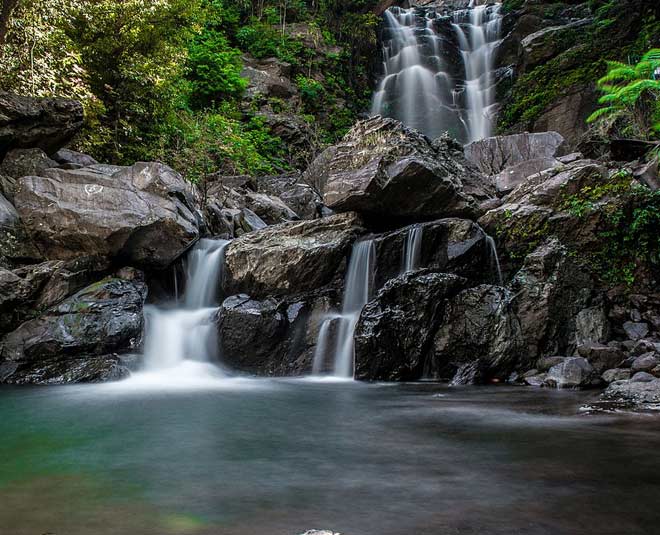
<box><xmin>223</xmin><ymin>212</ymin><xmax>363</xmax><ymax>298</ymax></box>
<box><xmin>314</xmin><ymin>116</ymin><xmax>492</xmax><ymax>221</ymax></box>
<box><xmin>354</xmin><ymin>272</ymin><xmax>466</xmax><ymax>381</ymax></box>
<box><xmin>14</xmin><ymin>162</ymin><xmax>201</xmax><ymax>269</ymax></box>
<box><xmin>0</xmin><ymin>270</ymin><xmax>146</xmax><ymax>384</ymax></box>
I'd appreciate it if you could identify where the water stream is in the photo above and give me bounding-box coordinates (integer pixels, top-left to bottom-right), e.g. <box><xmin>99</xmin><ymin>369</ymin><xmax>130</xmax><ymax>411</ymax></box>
<box><xmin>403</xmin><ymin>225</ymin><xmax>423</xmax><ymax>273</ymax></box>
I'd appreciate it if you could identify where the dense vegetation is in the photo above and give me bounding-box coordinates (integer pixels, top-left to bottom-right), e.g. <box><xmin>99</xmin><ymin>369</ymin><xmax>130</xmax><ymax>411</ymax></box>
<box><xmin>0</xmin><ymin>0</ymin><xmax>379</xmax><ymax>178</ymax></box>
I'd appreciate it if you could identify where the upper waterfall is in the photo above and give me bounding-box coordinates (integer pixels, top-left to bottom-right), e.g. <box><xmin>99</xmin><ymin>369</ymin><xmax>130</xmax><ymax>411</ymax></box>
<box><xmin>371</xmin><ymin>1</ymin><xmax>502</xmax><ymax>143</ymax></box>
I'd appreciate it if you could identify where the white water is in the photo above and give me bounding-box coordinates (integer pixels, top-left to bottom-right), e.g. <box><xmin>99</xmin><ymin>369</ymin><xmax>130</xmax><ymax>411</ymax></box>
<box><xmin>371</xmin><ymin>1</ymin><xmax>502</xmax><ymax>142</ymax></box>
<box><xmin>403</xmin><ymin>225</ymin><xmax>423</xmax><ymax>273</ymax></box>
<box><xmin>485</xmin><ymin>235</ymin><xmax>503</xmax><ymax>285</ymax></box>
<box><xmin>129</xmin><ymin>239</ymin><xmax>230</xmax><ymax>385</ymax></box>
<box><xmin>313</xmin><ymin>240</ymin><xmax>376</xmax><ymax>378</ymax></box>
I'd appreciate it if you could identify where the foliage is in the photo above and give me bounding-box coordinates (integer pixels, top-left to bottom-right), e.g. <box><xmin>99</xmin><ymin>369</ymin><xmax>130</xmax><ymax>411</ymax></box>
<box><xmin>587</xmin><ymin>49</ymin><xmax>660</xmax><ymax>139</ymax></box>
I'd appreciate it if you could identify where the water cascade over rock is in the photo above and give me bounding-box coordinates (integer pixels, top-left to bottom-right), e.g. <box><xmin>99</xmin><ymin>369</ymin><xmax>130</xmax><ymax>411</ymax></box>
<box><xmin>313</xmin><ymin>239</ymin><xmax>376</xmax><ymax>378</ymax></box>
<box><xmin>371</xmin><ymin>1</ymin><xmax>502</xmax><ymax>143</ymax></box>
<box><xmin>403</xmin><ymin>225</ymin><xmax>423</xmax><ymax>273</ymax></box>
<box><xmin>141</xmin><ymin>239</ymin><xmax>229</xmax><ymax>379</ymax></box>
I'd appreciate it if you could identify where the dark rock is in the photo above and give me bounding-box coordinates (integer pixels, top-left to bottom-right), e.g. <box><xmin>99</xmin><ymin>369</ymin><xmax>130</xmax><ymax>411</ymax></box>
<box><xmin>601</xmin><ymin>368</ymin><xmax>631</xmax><ymax>383</ymax></box>
<box><xmin>492</xmin><ymin>157</ymin><xmax>562</xmax><ymax>194</ymax></box>
<box><xmin>536</xmin><ymin>356</ymin><xmax>566</xmax><ymax>372</ymax></box>
<box><xmin>449</xmin><ymin>361</ymin><xmax>488</xmax><ymax>386</ymax></box>
<box><xmin>51</xmin><ymin>148</ymin><xmax>98</xmax><ymax>167</ymax></box>
<box><xmin>0</xmin><ymin>173</ymin><xmax>17</xmax><ymax>202</ymax></box>
<box><xmin>623</xmin><ymin>321</ymin><xmax>649</xmax><ymax>341</ymax></box>
<box><xmin>0</xmin><ymin>148</ymin><xmax>57</xmax><ymax>178</ymax></box>
<box><xmin>464</xmin><ymin>131</ymin><xmax>564</xmax><ymax>175</ymax></box>
<box><xmin>574</xmin><ymin>306</ymin><xmax>610</xmax><ymax>347</ymax></box>
<box><xmin>610</xmin><ymin>139</ymin><xmax>659</xmax><ymax>162</ymax></box>
<box><xmin>354</xmin><ymin>272</ymin><xmax>466</xmax><ymax>381</ymax></box>
<box><xmin>316</xmin><ymin>117</ymin><xmax>492</xmax><ymax>221</ymax></box>
<box><xmin>577</xmin><ymin>344</ymin><xmax>624</xmax><ymax>374</ymax></box>
<box><xmin>602</xmin><ymin>377</ymin><xmax>660</xmax><ymax>404</ymax></box>
<box><xmin>256</xmin><ymin>173</ymin><xmax>320</xmax><ymax>220</ymax></box>
<box><xmin>241</xmin><ymin>56</ymin><xmax>297</xmax><ymax>100</ymax></box>
<box><xmin>631</xmin><ymin>371</ymin><xmax>655</xmax><ymax>383</ymax></box>
<box><xmin>0</xmin><ymin>91</ymin><xmax>84</xmax><ymax>157</ymax></box>
<box><xmin>431</xmin><ymin>285</ymin><xmax>525</xmax><ymax>382</ymax></box>
<box><xmin>207</xmin><ymin>182</ymin><xmax>300</xmax><ymax>225</ymax></box>
<box><xmin>631</xmin><ymin>352</ymin><xmax>660</xmax><ymax>374</ymax></box>
<box><xmin>223</xmin><ymin>212</ymin><xmax>363</xmax><ymax>298</ymax></box>
<box><xmin>524</xmin><ymin>372</ymin><xmax>548</xmax><ymax>387</ymax></box>
<box><xmin>545</xmin><ymin>357</ymin><xmax>598</xmax><ymax>389</ymax></box>
<box><xmin>0</xmin><ymin>271</ymin><xmax>146</xmax><ymax>384</ymax></box>
<box><xmin>14</xmin><ymin>162</ymin><xmax>201</xmax><ymax>269</ymax></box>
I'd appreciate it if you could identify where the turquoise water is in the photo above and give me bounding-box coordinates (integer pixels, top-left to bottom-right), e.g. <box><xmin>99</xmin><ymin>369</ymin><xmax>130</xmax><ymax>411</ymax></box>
<box><xmin>1</xmin><ymin>381</ymin><xmax>659</xmax><ymax>535</ymax></box>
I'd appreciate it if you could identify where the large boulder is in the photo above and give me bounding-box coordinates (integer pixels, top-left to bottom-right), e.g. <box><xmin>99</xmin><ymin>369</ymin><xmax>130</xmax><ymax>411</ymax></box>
<box><xmin>371</xmin><ymin>218</ymin><xmax>500</xmax><ymax>288</ymax></box>
<box><xmin>354</xmin><ymin>272</ymin><xmax>466</xmax><ymax>381</ymax></box>
<box><xmin>0</xmin><ymin>270</ymin><xmax>146</xmax><ymax>384</ymax></box>
<box><xmin>241</xmin><ymin>56</ymin><xmax>298</xmax><ymax>101</ymax></box>
<box><xmin>51</xmin><ymin>148</ymin><xmax>98</xmax><ymax>167</ymax></box>
<box><xmin>223</xmin><ymin>212</ymin><xmax>363</xmax><ymax>298</ymax></box>
<box><xmin>13</xmin><ymin>162</ymin><xmax>201</xmax><ymax>269</ymax></box>
<box><xmin>430</xmin><ymin>285</ymin><xmax>526</xmax><ymax>383</ymax></box>
<box><xmin>544</xmin><ymin>356</ymin><xmax>598</xmax><ymax>389</ymax></box>
<box><xmin>464</xmin><ymin>132</ymin><xmax>565</xmax><ymax>176</ymax></box>
<box><xmin>256</xmin><ymin>173</ymin><xmax>320</xmax><ymax>220</ymax></box>
<box><xmin>314</xmin><ymin>117</ymin><xmax>492</xmax><ymax>221</ymax></box>
<box><xmin>0</xmin><ymin>148</ymin><xmax>57</xmax><ymax>178</ymax></box>
<box><xmin>602</xmin><ymin>378</ymin><xmax>660</xmax><ymax>406</ymax></box>
<box><xmin>0</xmin><ymin>91</ymin><xmax>83</xmax><ymax>157</ymax></box>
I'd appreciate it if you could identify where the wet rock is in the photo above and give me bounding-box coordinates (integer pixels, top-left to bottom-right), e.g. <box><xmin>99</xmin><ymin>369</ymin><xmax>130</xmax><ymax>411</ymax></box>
<box><xmin>631</xmin><ymin>353</ymin><xmax>660</xmax><ymax>374</ymax></box>
<box><xmin>623</xmin><ymin>321</ymin><xmax>649</xmax><ymax>341</ymax></box>
<box><xmin>0</xmin><ymin>148</ymin><xmax>57</xmax><ymax>178</ymax></box>
<box><xmin>371</xmin><ymin>218</ymin><xmax>497</xmax><ymax>288</ymax></box>
<box><xmin>631</xmin><ymin>371</ymin><xmax>656</xmax><ymax>383</ymax></box>
<box><xmin>574</xmin><ymin>306</ymin><xmax>610</xmax><ymax>347</ymax></box>
<box><xmin>577</xmin><ymin>344</ymin><xmax>624</xmax><ymax>374</ymax></box>
<box><xmin>545</xmin><ymin>357</ymin><xmax>598</xmax><ymax>389</ymax></box>
<box><xmin>0</xmin><ymin>91</ymin><xmax>83</xmax><ymax>157</ymax></box>
<box><xmin>431</xmin><ymin>285</ymin><xmax>525</xmax><ymax>383</ymax></box>
<box><xmin>450</xmin><ymin>361</ymin><xmax>488</xmax><ymax>386</ymax></box>
<box><xmin>224</xmin><ymin>212</ymin><xmax>363</xmax><ymax>298</ymax></box>
<box><xmin>51</xmin><ymin>148</ymin><xmax>98</xmax><ymax>167</ymax></box>
<box><xmin>354</xmin><ymin>272</ymin><xmax>466</xmax><ymax>381</ymax></box>
<box><xmin>602</xmin><ymin>368</ymin><xmax>631</xmax><ymax>384</ymax></box>
<box><xmin>256</xmin><ymin>173</ymin><xmax>320</xmax><ymax>220</ymax></box>
<box><xmin>464</xmin><ymin>131</ymin><xmax>564</xmax><ymax>175</ymax></box>
<box><xmin>492</xmin><ymin>157</ymin><xmax>561</xmax><ymax>194</ymax></box>
<box><xmin>14</xmin><ymin>162</ymin><xmax>201</xmax><ymax>269</ymax></box>
<box><xmin>524</xmin><ymin>372</ymin><xmax>548</xmax><ymax>387</ymax></box>
<box><xmin>316</xmin><ymin>117</ymin><xmax>492</xmax><ymax>221</ymax></box>
<box><xmin>0</xmin><ymin>271</ymin><xmax>146</xmax><ymax>384</ymax></box>
<box><xmin>602</xmin><ymin>377</ymin><xmax>660</xmax><ymax>404</ymax></box>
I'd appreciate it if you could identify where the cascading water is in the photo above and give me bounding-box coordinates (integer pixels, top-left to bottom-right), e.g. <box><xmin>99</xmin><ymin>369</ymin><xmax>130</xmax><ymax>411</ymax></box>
<box><xmin>403</xmin><ymin>225</ymin><xmax>423</xmax><ymax>273</ymax></box>
<box><xmin>485</xmin><ymin>235</ymin><xmax>503</xmax><ymax>286</ymax></box>
<box><xmin>371</xmin><ymin>1</ymin><xmax>502</xmax><ymax>143</ymax></box>
<box><xmin>312</xmin><ymin>240</ymin><xmax>376</xmax><ymax>379</ymax></box>
<box><xmin>140</xmin><ymin>239</ymin><xmax>229</xmax><ymax>380</ymax></box>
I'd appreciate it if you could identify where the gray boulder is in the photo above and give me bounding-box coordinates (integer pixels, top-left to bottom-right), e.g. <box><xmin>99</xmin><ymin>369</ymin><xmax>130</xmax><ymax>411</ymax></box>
<box><xmin>354</xmin><ymin>272</ymin><xmax>466</xmax><ymax>381</ymax></box>
<box><xmin>0</xmin><ymin>91</ymin><xmax>84</xmax><ymax>157</ymax></box>
<box><xmin>0</xmin><ymin>270</ymin><xmax>146</xmax><ymax>384</ymax></box>
<box><xmin>602</xmin><ymin>378</ymin><xmax>660</xmax><ymax>405</ymax></box>
<box><xmin>0</xmin><ymin>148</ymin><xmax>57</xmax><ymax>178</ymax></box>
<box><xmin>492</xmin><ymin>156</ymin><xmax>562</xmax><ymax>194</ymax></box>
<box><xmin>631</xmin><ymin>371</ymin><xmax>656</xmax><ymax>383</ymax></box>
<box><xmin>256</xmin><ymin>173</ymin><xmax>320</xmax><ymax>220</ymax></box>
<box><xmin>14</xmin><ymin>162</ymin><xmax>201</xmax><ymax>269</ymax></box>
<box><xmin>316</xmin><ymin>117</ymin><xmax>492</xmax><ymax>220</ymax></box>
<box><xmin>601</xmin><ymin>368</ymin><xmax>631</xmax><ymax>384</ymax></box>
<box><xmin>623</xmin><ymin>321</ymin><xmax>650</xmax><ymax>341</ymax></box>
<box><xmin>631</xmin><ymin>353</ymin><xmax>660</xmax><ymax>374</ymax></box>
<box><xmin>576</xmin><ymin>344</ymin><xmax>624</xmax><ymax>374</ymax></box>
<box><xmin>545</xmin><ymin>357</ymin><xmax>598</xmax><ymax>389</ymax></box>
<box><xmin>223</xmin><ymin>212</ymin><xmax>363</xmax><ymax>298</ymax></box>
<box><xmin>51</xmin><ymin>148</ymin><xmax>98</xmax><ymax>167</ymax></box>
<box><xmin>431</xmin><ymin>285</ymin><xmax>526</xmax><ymax>383</ymax></box>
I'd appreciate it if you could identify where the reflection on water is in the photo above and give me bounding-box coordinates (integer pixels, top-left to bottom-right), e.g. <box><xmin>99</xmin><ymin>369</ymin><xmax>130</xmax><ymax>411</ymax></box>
<box><xmin>1</xmin><ymin>382</ymin><xmax>660</xmax><ymax>535</ymax></box>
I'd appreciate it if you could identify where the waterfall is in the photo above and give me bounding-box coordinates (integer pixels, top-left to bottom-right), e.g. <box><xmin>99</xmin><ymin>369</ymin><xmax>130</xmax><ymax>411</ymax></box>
<box><xmin>485</xmin><ymin>235</ymin><xmax>503</xmax><ymax>285</ymax></box>
<box><xmin>313</xmin><ymin>240</ymin><xmax>376</xmax><ymax>378</ymax></box>
<box><xmin>141</xmin><ymin>239</ymin><xmax>229</xmax><ymax>375</ymax></box>
<box><xmin>371</xmin><ymin>1</ymin><xmax>502</xmax><ymax>143</ymax></box>
<box><xmin>403</xmin><ymin>225</ymin><xmax>423</xmax><ymax>273</ymax></box>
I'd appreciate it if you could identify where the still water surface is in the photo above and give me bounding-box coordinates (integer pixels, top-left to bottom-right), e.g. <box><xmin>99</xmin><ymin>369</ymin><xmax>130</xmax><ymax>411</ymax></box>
<box><xmin>1</xmin><ymin>380</ymin><xmax>659</xmax><ymax>535</ymax></box>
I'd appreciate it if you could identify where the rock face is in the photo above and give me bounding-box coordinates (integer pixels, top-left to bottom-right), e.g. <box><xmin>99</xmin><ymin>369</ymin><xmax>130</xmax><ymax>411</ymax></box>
<box><xmin>314</xmin><ymin>117</ymin><xmax>491</xmax><ymax>220</ymax></box>
<box><xmin>0</xmin><ymin>91</ymin><xmax>84</xmax><ymax>157</ymax></box>
<box><xmin>431</xmin><ymin>285</ymin><xmax>525</xmax><ymax>383</ymax></box>
<box><xmin>14</xmin><ymin>162</ymin><xmax>201</xmax><ymax>269</ymax></box>
<box><xmin>464</xmin><ymin>132</ymin><xmax>565</xmax><ymax>175</ymax></box>
<box><xmin>0</xmin><ymin>271</ymin><xmax>146</xmax><ymax>384</ymax></box>
<box><xmin>354</xmin><ymin>272</ymin><xmax>466</xmax><ymax>381</ymax></box>
<box><xmin>223</xmin><ymin>212</ymin><xmax>363</xmax><ymax>298</ymax></box>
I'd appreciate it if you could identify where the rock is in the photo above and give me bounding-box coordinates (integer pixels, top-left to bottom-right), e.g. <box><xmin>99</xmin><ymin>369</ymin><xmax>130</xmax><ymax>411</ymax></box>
<box><xmin>14</xmin><ymin>162</ymin><xmax>201</xmax><ymax>269</ymax></box>
<box><xmin>630</xmin><ymin>339</ymin><xmax>660</xmax><ymax>357</ymax></box>
<box><xmin>0</xmin><ymin>271</ymin><xmax>146</xmax><ymax>384</ymax></box>
<box><xmin>524</xmin><ymin>372</ymin><xmax>548</xmax><ymax>387</ymax></box>
<box><xmin>623</xmin><ymin>321</ymin><xmax>649</xmax><ymax>341</ymax></box>
<box><xmin>0</xmin><ymin>148</ymin><xmax>57</xmax><ymax>178</ymax></box>
<box><xmin>631</xmin><ymin>353</ymin><xmax>660</xmax><ymax>374</ymax></box>
<box><xmin>610</xmin><ymin>139</ymin><xmax>659</xmax><ymax>162</ymax></box>
<box><xmin>241</xmin><ymin>56</ymin><xmax>297</xmax><ymax>100</ymax></box>
<box><xmin>557</xmin><ymin>152</ymin><xmax>583</xmax><ymax>164</ymax></box>
<box><xmin>631</xmin><ymin>371</ymin><xmax>656</xmax><ymax>383</ymax></box>
<box><xmin>354</xmin><ymin>272</ymin><xmax>466</xmax><ymax>381</ymax></box>
<box><xmin>492</xmin><ymin>157</ymin><xmax>562</xmax><ymax>194</ymax></box>
<box><xmin>51</xmin><ymin>148</ymin><xmax>98</xmax><ymax>167</ymax></box>
<box><xmin>223</xmin><ymin>212</ymin><xmax>363</xmax><ymax>298</ymax></box>
<box><xmin>545</xmin><ymin>357</ymin><xmax>598</xmax><ymax>389</ymax></box>
<box><xmin>510</xmin><ymin>239</ymin><xmax>594</xmax><ymax>360</ymax></box>
<box><xmin>371</xmin><ymin>218</ymin><xmax>498</xmax><ymax>288</ymax></box>
<box><xmin>0</xmin><ymin>173</ymin><xmax>17</xmax><ymax>202</ymax></box>
<box><xmin>464</xmin><ymin>132</ymin><xmax>564</xmax><ymax>175</ymax></box>
<box><xmin>431</xmin><ymin>285</ymin><xmax>525</xmax><ymax>382</ymax></box>
<box><xmin>256</xmin><ymin>173</ymin><xmax>320</xmax><ymax>220</ymax></box>
<box><xmin>204</xmin><ymin>203</ymin><xmax>267</xmax><ymax>239</ymax></box>
<box><xmin>316</xmin><ymin>117</ymin><xmax>491</xmax><ymax>221</ymax></box>
<box><xmin>602</xmin><ymin>368</ymin><xmax>631</xmax><ymax>383</ymax></box>
<box><xmin>602</xmin><ymin>377</ymin><xmax>660</xmax><ymax>404</ymax></box>
<box><xmin>0</xmin><ymin>91</ymin><xmax>83</xmax><ymax>157</ymax></box>
<box><xmin>574</xmin><ymin>306</ymin><xmax>610</xmax><ymax>347</ymax></box>
<box><xmin>576</xmin><ymin>344</ymin><xmax>624</xmax><ymax>374</ymax></box>
<box><xmin>536</xmin><ymin>356</ymin><xmax>566</xmax><ymax>372</ymax></box>
<box><xmin>0</xmin><ymin>190</ymin><xmax>18</xmax><ymax>229</ymax></box>
<box><xmin>450</xmin><ymin>361</ymin><xmax>488</xmax><ymax>386</ymax></box>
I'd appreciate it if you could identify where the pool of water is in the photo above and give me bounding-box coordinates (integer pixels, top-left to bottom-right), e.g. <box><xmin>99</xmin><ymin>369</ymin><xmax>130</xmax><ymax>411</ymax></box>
<box><xmin>1</xmin><ymin>379</ymin><xmax>659</xmax><ymax>535</ymax></box>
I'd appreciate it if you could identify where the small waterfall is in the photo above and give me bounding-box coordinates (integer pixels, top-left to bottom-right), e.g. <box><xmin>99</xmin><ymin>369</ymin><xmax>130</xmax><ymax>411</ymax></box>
<box><xmin>485</xmin><ymin>235</ymin><xmax>503</xmax><ymax>285</ymax></box>
<box><xmin>403</xmin><ymin>225</ymin><xmax>423</xmax><ymax>273</ymax></box>
<box><xmin>141</xmin><ymin>239</ymin><xmax>229</xmax><ymax>375</ymax></box>
<box><xmin>313</xmin><ymin>240</ymin><xmax>376</xmax><ymax>378</ymax></box>
<box><xmin>371</xmin><ymin>2</ymin><xmax>502</xmax><ymax>143</ymax></box>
